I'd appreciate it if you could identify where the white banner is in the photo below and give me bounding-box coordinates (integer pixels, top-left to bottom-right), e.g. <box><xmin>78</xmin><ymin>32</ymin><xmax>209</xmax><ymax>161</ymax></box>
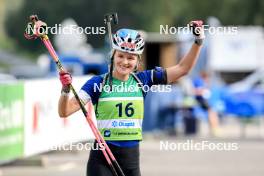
<box><xmin>209</xmin><ymin>27</ymin><xmax>264</xmax><ymax>71</ymax></box>
<box><xmin>23</xmin><ymin>76</ymin><xmax>96</xmax><ymax>156</ymax></box>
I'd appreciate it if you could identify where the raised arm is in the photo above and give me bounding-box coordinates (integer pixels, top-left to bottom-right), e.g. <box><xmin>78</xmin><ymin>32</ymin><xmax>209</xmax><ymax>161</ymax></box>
<box><xmin>167</xmin><ymin>20</ymin><xmax>205</xmax><ymax>84</ymax></box>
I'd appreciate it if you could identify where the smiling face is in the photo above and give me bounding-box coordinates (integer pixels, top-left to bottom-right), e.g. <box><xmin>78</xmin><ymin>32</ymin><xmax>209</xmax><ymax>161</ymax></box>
<box><xmin>113</xmin><ymin>50</ymin><xmax>138</xmax><ymax>77</ymax></box>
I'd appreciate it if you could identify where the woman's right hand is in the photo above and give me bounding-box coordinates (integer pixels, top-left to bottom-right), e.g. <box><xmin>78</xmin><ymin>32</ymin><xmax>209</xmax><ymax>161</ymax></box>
<box><xmin>59</xmin><ymin>70</ymin><xmax>72</xmax><ymax>92</ymax></box>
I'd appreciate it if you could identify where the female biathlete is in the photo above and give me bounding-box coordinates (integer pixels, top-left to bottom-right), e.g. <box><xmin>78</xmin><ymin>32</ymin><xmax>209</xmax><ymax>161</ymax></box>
<box><xmin>58</xmin><ymin>21</ymin><xmax>205</xmax><ymax>176</ymax></box>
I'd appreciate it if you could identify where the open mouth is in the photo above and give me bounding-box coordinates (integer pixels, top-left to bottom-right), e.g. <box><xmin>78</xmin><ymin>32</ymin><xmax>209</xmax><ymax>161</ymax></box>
<box><xmin>119</xmin><ymin>65</ymin><xmax>130</xmax><ymax>71</ymax></box>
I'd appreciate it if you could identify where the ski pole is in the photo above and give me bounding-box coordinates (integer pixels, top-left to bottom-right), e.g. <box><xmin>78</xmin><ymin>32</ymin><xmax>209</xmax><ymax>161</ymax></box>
<box><xmin>104</xmin><ymin>13</ymin><xmax>118</xmax><ymax>91</ymax></box>
<box><xmin>24</xmin><ymin>15</ymin><xmax>124</xmax><ymax>176</ymax></box>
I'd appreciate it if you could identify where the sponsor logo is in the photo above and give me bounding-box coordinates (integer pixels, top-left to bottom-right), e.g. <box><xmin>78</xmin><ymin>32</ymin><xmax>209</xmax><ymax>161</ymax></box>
<box><xmin>111</xmin><ymin>121</ymin><xmax>135</xmax><ymax>128</ymax></box>
<box><xmin>117</xmin><ymin>132</ymin><xmax>138</xmax><ymax>136</ymax></box>
<box><xmin>104</xmin><ymin>130</ymin><xmax>111</xmax><ymax>137</ymax></box>
<box><xmin>120</xmin><ymin>42</ymin><xmax>136</xmax><ymax>49</ymax></box>
<box><xmin>112</xmin><ymin>121</ymin><xmax>118</xmax><ymax>127</ymax></box>
<box><xmin>119</xmin><ymin>121</ymin><xmax>135</xmax><ymax>127</ymax></box>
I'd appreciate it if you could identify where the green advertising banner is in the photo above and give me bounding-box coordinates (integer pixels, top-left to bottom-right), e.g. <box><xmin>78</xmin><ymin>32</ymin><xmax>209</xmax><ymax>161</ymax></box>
<box><xmin>0</xmin><ymin>82</ymin><xmax>24</xmax><ymax>162</ymax></box>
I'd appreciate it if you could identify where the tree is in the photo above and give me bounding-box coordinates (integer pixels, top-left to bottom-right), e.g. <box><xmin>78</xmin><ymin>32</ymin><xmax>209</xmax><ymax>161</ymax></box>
<box><xmin>5</xmin><ymin>0</ymin><xmax>263</xmax><ymax>56</ymax></box>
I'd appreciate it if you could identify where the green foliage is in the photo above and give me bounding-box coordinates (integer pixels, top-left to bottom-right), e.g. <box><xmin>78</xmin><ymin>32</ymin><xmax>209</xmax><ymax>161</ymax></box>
<box><xmin>5</xmin><ymin>0</ymin><xmax>263</xmax><ymax>56</ymax></box>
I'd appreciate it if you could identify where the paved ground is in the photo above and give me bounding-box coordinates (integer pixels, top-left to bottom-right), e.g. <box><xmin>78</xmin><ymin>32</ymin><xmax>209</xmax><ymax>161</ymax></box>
<box><xmin>1</xmin><ymin>118</ymin><xmax>264</xmax><ymax>176</ymax></box>
<box><xmin>1</xmin><ymin>137</ymin><xmax>264</xmax><ymax>176</ymax></box>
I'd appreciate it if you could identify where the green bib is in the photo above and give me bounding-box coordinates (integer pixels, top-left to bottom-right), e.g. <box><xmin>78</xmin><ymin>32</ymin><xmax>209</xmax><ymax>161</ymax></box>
<box><xmin>96</xmin><ymin>74</ymin><xmax>144</xmax><ymax>141</ymax></box>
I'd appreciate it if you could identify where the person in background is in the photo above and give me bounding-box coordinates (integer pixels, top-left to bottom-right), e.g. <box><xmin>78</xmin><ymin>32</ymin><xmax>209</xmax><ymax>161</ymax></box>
<box><xmin>193</xmin><ymin>71</ymin><xmax>220</xmax><ymax>136</ymax></box>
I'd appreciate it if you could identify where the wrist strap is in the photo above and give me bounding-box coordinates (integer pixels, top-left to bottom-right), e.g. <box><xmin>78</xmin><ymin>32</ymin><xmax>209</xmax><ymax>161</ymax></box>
<box><xmin>61</xmin><ymin>86</ymin><xmax>70</xmax><ymax>93</ymax></box>
<box><xmin>61</xmin><ymin>91</ymin><xmax>70</xmax><ymax>97</ymax></box>
<box><xmin>194</xmin><ymin>38</ymin><xmax>203</xmax><ymax>46</ymax></box>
